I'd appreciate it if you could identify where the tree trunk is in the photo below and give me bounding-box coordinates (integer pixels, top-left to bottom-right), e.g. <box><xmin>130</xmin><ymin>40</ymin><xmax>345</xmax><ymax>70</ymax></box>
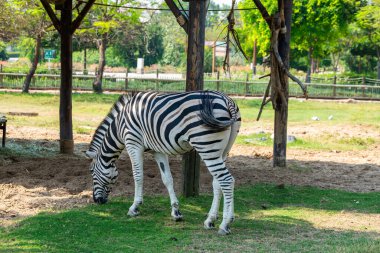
<box><xmin>93</xmin><ymin>33</ymin><xmax>107</xmax><ymax>93</ymax></box>
<box><xmin>182</xmin><ymin>0</ymin><xmax>207</xmax><ymax>197</ymax></box>
<box><xmin>305</xmin><ymin>47</ymin><xmax>312</xmax><ymax>83</ymax></box>
<box><xmin>83</xmin><ymin>48</ymin><xmax>88</xmax><ymax>75</ymax></box>
<box><xmin>377</xmin><ymin>47</ymin><xmax>380</xmax><ymax>80</ymax></box>
<box><xmin>272</xmin><ymin>0</ymin><xmax>292</xmax><ymax>167</ymax></box>
<box><xmin>60</xmin><ymin>0</ymin><xmax>74</xmax><ymax>154</ymax></box>
<box><xmin>23</xmin><ymin>35</ymin><xmax>42</xmax><ymax>93</ymax></box>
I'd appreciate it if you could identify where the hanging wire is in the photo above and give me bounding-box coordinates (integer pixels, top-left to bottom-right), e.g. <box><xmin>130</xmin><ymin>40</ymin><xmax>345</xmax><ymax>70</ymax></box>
<box><xmin>177</xmin><ymin>0</ymin><xmax>189</xmax><ymax>19</ymax></box>
<box><xmin>78</xmin><ymin>0</ymin><xmax>257</xmax><ymax>12</ymax></box>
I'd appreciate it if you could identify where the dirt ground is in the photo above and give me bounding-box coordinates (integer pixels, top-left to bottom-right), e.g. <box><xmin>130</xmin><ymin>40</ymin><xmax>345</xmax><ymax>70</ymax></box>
<box><xmin>0</xmin><ymin>124</ymin><xmax>379</xmax><ymax>226</ymax></box>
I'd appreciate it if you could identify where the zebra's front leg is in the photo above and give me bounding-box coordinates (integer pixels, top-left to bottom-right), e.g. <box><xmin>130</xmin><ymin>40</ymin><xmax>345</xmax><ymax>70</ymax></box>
<box><xmin>204</xmin><ymin>178</ymin><xmax>222</xmax><ymax>229</ymax></box>
<box><xmin>126</xmin><ymin>147</ymin><xmax>144</xmax><ymax>217</ymax></box>
<box><xmin>153</xmin><ymin>152</ymin><xmax>183</xmax><ymax>221</ymax></box>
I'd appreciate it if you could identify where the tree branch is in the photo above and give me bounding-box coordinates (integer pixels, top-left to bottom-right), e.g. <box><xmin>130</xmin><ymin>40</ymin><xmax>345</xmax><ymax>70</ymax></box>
<box><xmin>257</xmin><ymin>80</ymin><xmax>271</xmax><ymax>121</ymax></box>
<box><xmin>164</xmin><ymin>0</ymin><xmax>189</xmax><ymax>34</ymax></box>
<box><xmin>40</xmin><ymin>0</ymin><xmax>61</xmax><ymax>34</ymax></box>
<box><xmin>71</xmin><ymin>0</ymin><xmax>96</xmax><ymax>34</ymax></box>
<box><xmin>272</xmin><ymin>34</ymin><xmax>308</xmax><ymax>95</ymax></box>
<box><xmin>251</xmin><ymin>0</ymin><xmax>271</xmax><ymax>27</ymax></box>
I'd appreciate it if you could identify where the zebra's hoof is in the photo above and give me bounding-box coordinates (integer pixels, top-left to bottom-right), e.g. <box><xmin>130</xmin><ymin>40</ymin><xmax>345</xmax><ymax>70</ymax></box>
<box><xmin>204</xmin><ymin>221</ymin><xmax>215</xmax><ymax>230</ymax></box>
<box><xmin>172</xmin><ymin>215</ymin><xmax>183</xmax><ymax>222</ymax></box>
<box><xmin>218</xmin><ymin>226</ymin><xmax>231</xmax><ymax>235</ymax></box>
<box><xmin>172</xmin><ymin>210</ymin><xmax>183</xmax><ymax>222</ymax></box>
<box><xmin>127</xmin><ymin>208</ymin><xmax>140</xmax><ymax>217</ymax></box>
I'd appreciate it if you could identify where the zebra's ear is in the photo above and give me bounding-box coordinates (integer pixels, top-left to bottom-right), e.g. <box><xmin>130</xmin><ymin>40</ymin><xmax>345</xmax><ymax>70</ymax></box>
<box><xmin>85</xmin><ymin>150</ymin><xmax>97</xmax><ymax>159</ymax></box>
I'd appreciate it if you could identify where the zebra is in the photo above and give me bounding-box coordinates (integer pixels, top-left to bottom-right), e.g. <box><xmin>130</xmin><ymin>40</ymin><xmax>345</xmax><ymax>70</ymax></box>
<box><xmin>85</xmin><ymin>91</ymin><xmax>241</xmax><ymax>235</ymax></box>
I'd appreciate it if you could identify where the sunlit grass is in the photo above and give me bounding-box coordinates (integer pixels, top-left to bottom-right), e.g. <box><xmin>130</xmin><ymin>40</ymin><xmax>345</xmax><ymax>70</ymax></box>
<box><xmin>236</xmin><ymin>98</ymin><xmax>380</xmax><ymax>127</ymax></box>
<box><xmin>236</xmin><ymin>132</ymin><xmax>377</xmax><ymax>151</ymax></box>
<box><xmin>0</xmin><ymin>184</ymin><xmax>379</xmax><ymax>253</ymax></box>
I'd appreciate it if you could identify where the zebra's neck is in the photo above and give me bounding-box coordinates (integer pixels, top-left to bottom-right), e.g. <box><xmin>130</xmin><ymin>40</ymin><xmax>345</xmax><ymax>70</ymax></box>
<box><xmin>98</xmin><ymin>119</ymin><xmax>125</xmax><ymax>164</ymax></box>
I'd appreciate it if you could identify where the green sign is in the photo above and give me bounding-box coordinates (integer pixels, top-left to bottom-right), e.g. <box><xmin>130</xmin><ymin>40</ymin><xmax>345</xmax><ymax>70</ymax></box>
<box><xmin>44</xmin><ymin>49</ymin><xmax>56</xmax><ymax>59</ymax></box>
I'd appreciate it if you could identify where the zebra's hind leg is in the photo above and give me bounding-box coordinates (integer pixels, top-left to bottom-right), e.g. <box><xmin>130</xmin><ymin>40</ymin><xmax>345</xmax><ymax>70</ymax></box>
<box><xmin>126</xmin><ymin>147</ymin><xmax>144</xmax><ymax>217</ymax></box>
<box><xmin>204</xmin><ymin>178</ymin><xmax>221</xmax><ymax>229</ymax></box>
<box><xmin>153</xmin><ymin>152</ymin><xmax>183</xmax><ymax>221</ymax></box>
<box><xmin>201</xmin><ymin>157</ymin><xmax>235</xmax><ymax>235</ymax></box>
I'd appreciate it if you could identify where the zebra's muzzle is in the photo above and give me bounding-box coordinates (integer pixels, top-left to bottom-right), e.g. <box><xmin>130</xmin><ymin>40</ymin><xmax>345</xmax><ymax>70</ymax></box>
<box><xmin>93</xmin><ymin>192</ymin><xmax>108</xmax><ymax>204</ymax></box>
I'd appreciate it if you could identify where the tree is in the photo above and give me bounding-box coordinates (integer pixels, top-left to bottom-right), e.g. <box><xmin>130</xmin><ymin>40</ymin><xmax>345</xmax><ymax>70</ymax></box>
<box><xmin>292</xmin><ymin>0</ymin><xmax>358</xmax><ymax>81</ymax></box>
<box><xmin>356</xmin><ymin>0</ymin><xmax>380</xmax><ymax>78</ymax></box>
<box><xmin>81</xmin><ymin>0</ymin><xmax>140</xmax><ymax>93</ymax></box>
<box><xmin>9</xmin><ymin>0</ymin><xmax>52</xmax><ymax>93</ymax></box>
<box><xmin>239</xmin><ymin>0</ymin><xmax>357</xmax><ymax>79</ymax></box>
<box><xmin>238</xmin><ymin>0</ymin><xmax>277</xmax><ymax>60</ymax></box>
<box><xmin>0</xmin><ymin>1</ymin><xmax>24</xmax><ymax>42</ymax></box>
<box><xmin>155</xmin><ymin>9</ymin><xmax>187</xmax><ymax>69</ymax></box>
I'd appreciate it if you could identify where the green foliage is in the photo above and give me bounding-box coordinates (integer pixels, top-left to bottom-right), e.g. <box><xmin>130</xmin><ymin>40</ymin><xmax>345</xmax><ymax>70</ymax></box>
<box><xmin>0</xmin><ymin>185</ymin><xmax>379</xmax><ymax>252</ymax></box>
<box><xmin>292</xmin><ymin>0</ymin><xmax>358</xmax><ymax>57</ymax></box>
<box><xmin>356</xmin><ymin>0</ymin><xmax>380</xmax><ymax>44</ymax></box>
<box><xmin>238</xmin><ymin>0</ymin><xmax>277</xmax><ymax>57</ymax></box>
<box><xmin>154</xmin><ymin>10</ymin><xmax>187</xmax><ymax>69</ymax></box>
<box><xmin>16</xmin><ymin>37</ymin><xmax>36</xmax><ymax>62</ymax></box>
<box><xmin>0</xmin><ymin>41</ymin><xmax>7</xmax><ymax>60</ymax></box>
<box><xmin>239</xmin><ymin>0</ymin><xmax>359</xmax><ymax>72</ymax></box>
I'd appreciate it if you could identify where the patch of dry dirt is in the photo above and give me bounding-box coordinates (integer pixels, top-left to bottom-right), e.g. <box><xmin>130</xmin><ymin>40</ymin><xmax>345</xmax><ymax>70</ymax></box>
<box><xmin>1</xmin><ymin>125</ymin><xmax>379</xmax><ymax>226</ymax></box>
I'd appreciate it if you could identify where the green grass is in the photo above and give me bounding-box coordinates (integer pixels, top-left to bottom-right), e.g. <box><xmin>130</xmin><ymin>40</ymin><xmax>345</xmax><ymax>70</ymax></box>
<box><xmin>0</xmin><ymin>184</ymin><xmax>379</xmax><ymax>253</ymax></box>
<box><xmin>0</xmin><ymin>92</ymin><xmax>120</xmax><ymax>133</ymax></box>
<box><xmin>236</xmin><ymin>132</ymin><xmax>376</xmax><ymax>151</ymax></box>
<box><xmin>236</xmin><ymin>98</ymin><xmax>380</xmax><ymax>126</ymax></box>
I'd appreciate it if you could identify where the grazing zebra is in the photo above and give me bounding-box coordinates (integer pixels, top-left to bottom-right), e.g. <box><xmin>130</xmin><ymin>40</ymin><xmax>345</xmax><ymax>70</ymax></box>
<box><xmin>86</xmin><ymin>91</ymin><xmax>241</xmax><ymax>235</ymax></box>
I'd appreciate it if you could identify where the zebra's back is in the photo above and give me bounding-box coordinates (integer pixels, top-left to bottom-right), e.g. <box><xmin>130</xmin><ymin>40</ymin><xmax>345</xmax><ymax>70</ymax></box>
<box><xmin>120</xmin><ymin>91</ymin><xmax>240</xmax><ymax>156</ymax></box>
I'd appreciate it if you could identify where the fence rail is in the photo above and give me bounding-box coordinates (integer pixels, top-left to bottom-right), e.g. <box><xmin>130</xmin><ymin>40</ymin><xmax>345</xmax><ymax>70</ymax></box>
<box><xmin>0</xmin><ymin>72</ymin><xmax>379</xmax><ymax>99</ymax></box>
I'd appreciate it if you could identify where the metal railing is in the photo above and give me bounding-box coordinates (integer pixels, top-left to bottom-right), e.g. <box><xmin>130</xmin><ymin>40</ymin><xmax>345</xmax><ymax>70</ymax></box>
<box><xmin>0</xmin><ymin>72</ymin><xmax>379</xmax><ymax>99</ymax></box>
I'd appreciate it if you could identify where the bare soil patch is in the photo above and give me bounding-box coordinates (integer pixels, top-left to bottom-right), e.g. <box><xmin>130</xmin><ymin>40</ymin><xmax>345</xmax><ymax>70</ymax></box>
<box><xmin>1</xmin><ymin>125</ymin><xmax>379</xmax><ymax>225</ymax></box>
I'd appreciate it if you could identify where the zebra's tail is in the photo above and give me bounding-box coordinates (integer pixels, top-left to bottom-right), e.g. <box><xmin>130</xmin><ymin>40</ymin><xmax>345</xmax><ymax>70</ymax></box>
<box><xmin>199</xmin><ymin>91</ymin><xmax>238</xmax><ymax>129</ymax></box>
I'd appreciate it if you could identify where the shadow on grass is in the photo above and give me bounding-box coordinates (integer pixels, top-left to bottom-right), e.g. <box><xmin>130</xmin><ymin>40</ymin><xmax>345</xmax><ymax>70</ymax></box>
<box><xmin>0</xmin><ymin>185</ymin><xmax>379</xmax><ymax>253</ymax></box>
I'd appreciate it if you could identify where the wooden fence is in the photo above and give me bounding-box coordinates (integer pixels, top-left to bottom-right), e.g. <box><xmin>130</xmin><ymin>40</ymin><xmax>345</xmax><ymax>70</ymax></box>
<box><xmin>0</xmin><ymin>72</ymin><xmax>379</xmax><ymax>100</ymax></box>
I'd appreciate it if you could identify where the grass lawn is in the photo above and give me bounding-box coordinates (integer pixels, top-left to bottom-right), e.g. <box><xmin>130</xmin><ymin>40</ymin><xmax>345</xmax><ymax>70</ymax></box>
<box><xmin>0</xmin><ymin>184</ymin><xmax>379</xmax><ymax>253</ymax></box>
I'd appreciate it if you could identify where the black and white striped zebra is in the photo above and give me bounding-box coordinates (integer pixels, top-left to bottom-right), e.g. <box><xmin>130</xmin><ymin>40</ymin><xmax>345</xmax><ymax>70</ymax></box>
<box><xmin>86</xmin><ymin>91</ymin><xmax>241</xmax><ymax>235</ymax></box>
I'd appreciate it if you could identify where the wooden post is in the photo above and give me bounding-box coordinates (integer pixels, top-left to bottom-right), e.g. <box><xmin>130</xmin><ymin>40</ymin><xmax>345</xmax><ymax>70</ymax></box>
<box><xmin>155</xmin><ymin>68</ymin><xmax>159</xmax><ymax>91</ymax></box>
<box><xmin>125</xmin><ymin>68</ymin><xmax>128</xmax><ymax>90</ymax></box>
<box><xmin>362</xmin><ymin>76</ymin><xmax>366</xmax><ymax>97</ymax></box>
<box><xmin>212</xmin><ymin>41</ymin><xmax>216</xmax><ymax>74</ymax></box>
<box><xmin>59</xmin><ymin>0</ymin><xmax>74</xmax><ymax>154</ymax></box>
<box><xmin>252</xmin><ymin>38</ymin><xmax>257</xmax><ymax>76</ymax></box>
<box><xmin>40</xmin><ymin>0</ymin><xmax>95</xmax><ymax>154</ymax></box>
<box><xmin>83</xmin><ymin>48</ymin><xmax>88</xmax><ymax>75</ymax></box>
<box><xmin>333</xmin><ymin>75</ymin><xmax>337</xmax><ymax>97</ymax></box>
<box><xmin>245</xmin><ymin>73</ymin><xmax>249</xmax><ymax>95</ymax></box>
<box><xmin>0</xmin><ymin>64</ymin><xmax>3</xmax><ymax>87</ymax></box>
<box><xmin>273</xmin><ymin>0</ymin><xmax>292</xmax><ymax>167</ymax></box>
<box><xmin>216</xmin><ymin>70</ymin><xmax>220</xmax><ymax>91</ymax></box>
<box><xmin>182</xmin><ymin>0</ymin><xmax>207</xmax><ymax>197</ymax></box>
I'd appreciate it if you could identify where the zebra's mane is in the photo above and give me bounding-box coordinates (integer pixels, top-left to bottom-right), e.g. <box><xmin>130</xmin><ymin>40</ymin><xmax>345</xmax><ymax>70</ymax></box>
<box><xmin>87</xmin><ymin>94</ymin><xmax>132</xmax><ymax>157</ymax></box>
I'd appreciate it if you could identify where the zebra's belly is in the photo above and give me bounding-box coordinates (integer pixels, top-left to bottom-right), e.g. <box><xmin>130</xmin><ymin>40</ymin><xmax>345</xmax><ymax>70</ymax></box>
<box><xmin>143</xmin><ymin>137</ymin><xmax>193</xmax><ymax>155</ymax></box>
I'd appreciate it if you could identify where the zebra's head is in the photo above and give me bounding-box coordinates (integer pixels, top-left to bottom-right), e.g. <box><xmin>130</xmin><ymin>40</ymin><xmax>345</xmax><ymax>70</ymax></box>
<box><xmin>86</xmin><ymin>151</ymin><xmax>119</xmax><ymax>204</ymax></box>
